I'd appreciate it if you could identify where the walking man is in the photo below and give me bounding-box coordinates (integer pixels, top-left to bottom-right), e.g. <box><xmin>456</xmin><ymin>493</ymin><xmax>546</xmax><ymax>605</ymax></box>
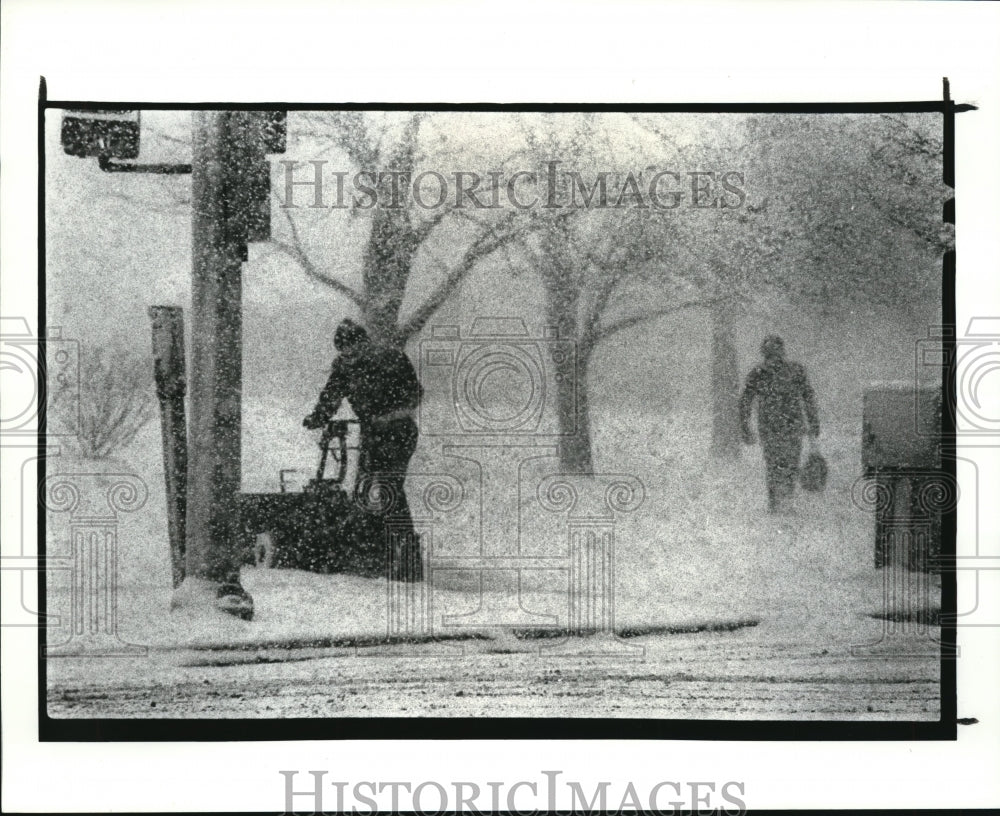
<box><xmin>739</xmin><ymin>335</ymin><xmax>821</xmax><ymax>514</ymax></box>
<box><xmin>304</xmin><ymin>319</ymin><xmax>423</xmax><ymax>580</ymax></box>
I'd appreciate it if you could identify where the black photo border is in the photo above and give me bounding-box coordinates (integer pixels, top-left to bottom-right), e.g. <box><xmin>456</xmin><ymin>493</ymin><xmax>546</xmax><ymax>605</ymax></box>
<box><xmin>37</xmin><ymin>82</ymin><xmax>964</xmax><ymax>742</ymax></box>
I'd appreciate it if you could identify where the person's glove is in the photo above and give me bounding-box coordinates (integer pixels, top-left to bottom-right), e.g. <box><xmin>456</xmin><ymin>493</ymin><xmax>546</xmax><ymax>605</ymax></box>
<box><xmin>303</xmin><ymin>412</ymin><xmax>324</xmax><ymax>430</ymax></box>
<box><xmin>742</xmin><ymin>430</ymin><xmax>757</xmax><ymax>446</ymax></box>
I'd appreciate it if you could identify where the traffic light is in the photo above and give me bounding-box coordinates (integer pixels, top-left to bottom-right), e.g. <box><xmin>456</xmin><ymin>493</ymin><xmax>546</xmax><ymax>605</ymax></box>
<box><xmin>223</xmin><ymin>113</ymin><xmax>280</xmax><ymax>251</ymax></box>
<box><xmin>60</xmin><ymin>108</ymin><xmax>285</xmax><ymax>247</ymax></box>
<box><xmin>226</xmin><ymin>111</ymin><xmax>287</xmax><ymax>247</ymax></box>
<box><xmin>241</xmin><ymin>156</ymin><xmax>272</xmax><ymax>244</ymax></box>
<box><xmin>258</xmin><ymin>111</ymin><xmax>287</xmax><ymax>155</ymax></box>
<box><xmin>61</xmin><ymin>110</ymin><xmax>140</xmax><ymax>159</ymax></box>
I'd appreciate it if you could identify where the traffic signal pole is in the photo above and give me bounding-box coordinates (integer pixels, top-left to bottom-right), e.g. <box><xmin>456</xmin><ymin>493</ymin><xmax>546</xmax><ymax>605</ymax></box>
<box><xmin>61</xmin><ymin>106</ymin><xmax>284</xmax><ymax>622</ymax></box>
<box><xmin>169</xmin><ymin>111</ymin><xmax>253</xmax><ymax>619</ymax></box>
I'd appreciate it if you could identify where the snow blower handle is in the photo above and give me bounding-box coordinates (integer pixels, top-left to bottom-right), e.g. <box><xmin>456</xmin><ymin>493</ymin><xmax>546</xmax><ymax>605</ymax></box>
<box><xmin>315</xmin><ymin>423</ymin><xmax>334</xmax><ymax>481</ymax></box>
<box><xmin>315</xmin><ymin>419</ymin><xmax>358</xmax><ymax>483</ymax></box>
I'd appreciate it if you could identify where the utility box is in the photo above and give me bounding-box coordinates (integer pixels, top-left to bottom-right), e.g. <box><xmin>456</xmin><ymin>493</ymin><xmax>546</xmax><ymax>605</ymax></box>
<box><xmin>861</xmin><ymin>382</ymin><xmax>944</xmax><ymax>572</ymax></box>
<box><xmin>862</xmin><ymin>382</ymin><xmax>941</xmax><ymax>471</ymax></box>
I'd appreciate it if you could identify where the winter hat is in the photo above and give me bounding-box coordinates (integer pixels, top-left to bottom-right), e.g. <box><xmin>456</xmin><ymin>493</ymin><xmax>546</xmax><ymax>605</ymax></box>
<box><xmin>334</xmin><ymin>318</ymin><xmax>369</xmax><ymax>351</ymax></box>
<box><xmin>761</xmin><ymin>334</ymin><xmax>785</xmax><ymax>359</ymax></box>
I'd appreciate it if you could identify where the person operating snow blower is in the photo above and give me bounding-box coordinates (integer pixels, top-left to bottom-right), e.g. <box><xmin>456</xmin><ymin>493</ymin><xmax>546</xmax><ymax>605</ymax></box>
<box><xmin>304</xmin><ymin>319</ymin><xmax>424</xmax><ymax>581</ymax></box>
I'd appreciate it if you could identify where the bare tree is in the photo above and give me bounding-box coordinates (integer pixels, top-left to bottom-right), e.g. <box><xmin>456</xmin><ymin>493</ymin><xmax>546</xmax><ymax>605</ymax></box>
<box><xmin>740</xmin><ymin>112</ymin><xmax>949</xmax><ymax>313</ymax></box>
<box><xmin>88</xmin><ymin>112</ymin><xmax>533</xmax><ymax>350</ymax></box>
<box><xmin>49</xmin><ymin>346</ymin><xmax>157</xmax><ymax>460</ymax></box>
<box><xmin>273</xmin><ymin>112</ymin><xmax>530</xmax><ymax>347</ymax></box>
<box><xmin>523</xmin><ymin>111</ymin><xmax>947</xmax><ymax>472</ymax></box>
<box><xmin>522</xmin><ymin>208</ymin><xmax>709</xmax><ymax>473</ymax></box>
<box><xmin>633</xmin><ymin>112</ymin><xmax>948</xmax><ymax>459</ymax></box>
<box><xmin>516</xmin><ymin>114</ymin><xmax>726</xmax><ymax>472</ymax></box>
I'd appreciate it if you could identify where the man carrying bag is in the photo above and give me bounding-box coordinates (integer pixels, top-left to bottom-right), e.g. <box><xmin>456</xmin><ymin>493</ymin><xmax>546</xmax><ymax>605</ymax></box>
<box><xmin>739</xmin><ymin>335</ymin><xmax>823</xmax><ymax>513</ymax></box>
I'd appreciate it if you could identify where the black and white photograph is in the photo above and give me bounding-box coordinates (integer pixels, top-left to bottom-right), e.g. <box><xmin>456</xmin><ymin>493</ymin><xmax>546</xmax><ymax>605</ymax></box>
<box><xmin>40</xmin><ymin>105</ymin><xmax>954</xmax><ymax>727</ymax></box>
<box><xmin>3</xmin><ymin>2</ymin><xmax>999</xmax><ymax>813</ymax></box>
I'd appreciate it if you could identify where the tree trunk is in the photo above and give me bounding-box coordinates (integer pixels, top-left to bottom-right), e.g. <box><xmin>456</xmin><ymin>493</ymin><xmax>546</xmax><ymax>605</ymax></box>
<box><xmin>556</xmin><ymin>347</ymin><xmax>594</xmax><ymax>474</ymax></box>
<box><xmin>359</xmin><ymin>116</ymin><xmax>421</xmax><ymax>349</ymax></box>
<box><xmin>710</xmin><ymin>299</ymin><xmax>741</xmax><ymax>459</ymax></box>
<box><xmin>360</xmin><ymin>196</ymin><xmax>415</xmax><ymax>348</ymax></box>
<box><xmin>544</xmin><ymin>280</ymin><xmax>595</xmax><ymax>474</ymax></box>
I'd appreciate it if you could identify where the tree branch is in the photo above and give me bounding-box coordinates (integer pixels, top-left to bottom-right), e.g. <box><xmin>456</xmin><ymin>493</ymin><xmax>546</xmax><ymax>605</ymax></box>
<box><xmin>411</xmin><ymin>206</ymin><xmax>451</xmax><ymax>245</ymax></box>
<box><xmin>270</xmin><ymin>207</ymin><xmax>365</xmax><ymax>307</ymax></box>
<box><xmin>590</xmin><ymin>297</ymin><xmax>722</xmax><ymax>349</ymax></box>
<box><xmin>399</xmin><ymin>213</ymin><xmax>523</xmax><ymax>339</ymax></box>
<box><xmin>327</xmin><ymin>111</ymin><xmax>380</xmax><ymax>169</ymax></box>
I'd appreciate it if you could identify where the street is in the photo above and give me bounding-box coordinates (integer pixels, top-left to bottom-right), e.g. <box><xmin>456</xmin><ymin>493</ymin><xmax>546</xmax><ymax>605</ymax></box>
<box><xmin>48</xmin><ymin>617</ymin><xmax>940</xmax><ymax>720</ymax></box>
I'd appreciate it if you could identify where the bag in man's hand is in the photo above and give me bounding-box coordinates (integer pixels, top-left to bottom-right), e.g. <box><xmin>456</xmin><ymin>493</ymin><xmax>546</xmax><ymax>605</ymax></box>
<box><xmin>800</xmin><ymin>438</ymin><xmax>828</xmax><ymax>493</ymax></box>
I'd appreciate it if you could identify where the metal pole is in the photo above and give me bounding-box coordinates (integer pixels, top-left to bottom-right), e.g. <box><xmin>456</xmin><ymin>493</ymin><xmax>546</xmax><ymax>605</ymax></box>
<box><xmin>148</xmin><ymin>305</ymin><xmax>188</xmax><ymax>589</ymax></box>
<box><xmin>170</xmin><ymin>111</ymin><xmax>253</xmax><ymax>619</ymax></box>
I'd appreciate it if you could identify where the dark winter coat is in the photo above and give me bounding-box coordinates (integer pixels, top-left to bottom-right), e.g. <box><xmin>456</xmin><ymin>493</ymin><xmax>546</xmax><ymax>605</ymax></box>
<box><xmin>305</xmin><ymin>341</ymin><xmax>422</xmax><ymax>428</ymax></box>
<box><xmin>739</xmin><ymin>359</ymin><xmax>820</xmax><ymax>442</ymax></box>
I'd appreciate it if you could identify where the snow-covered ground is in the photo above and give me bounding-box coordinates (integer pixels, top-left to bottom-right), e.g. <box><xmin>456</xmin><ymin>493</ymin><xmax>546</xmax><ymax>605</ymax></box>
<box><xmin>44</xmin><ymin>402</ymin><xmax>942</xmax><ymax>719</ymax></box>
